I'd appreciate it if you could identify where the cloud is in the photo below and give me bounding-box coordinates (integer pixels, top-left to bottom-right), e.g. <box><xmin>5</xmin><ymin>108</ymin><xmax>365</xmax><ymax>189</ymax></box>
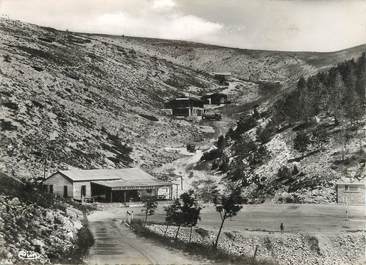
<box><xmin>151</xmin><ymin>0</ymin><xmax>176</xmax><ymax>11</ymax></box>
<box><xmin>93</xmin><ymin>11</ymin><xmax>222</xmax><ymax>40</ymax></box>
<box><xmin>159</xmin><ymin>15</ymin><xmax>222</xmax><ymax>39</ymax></box>
<box><xmin>1</xmin><ymin>0</ymin><xmax>366</xmax><ymax>51</ymax></box>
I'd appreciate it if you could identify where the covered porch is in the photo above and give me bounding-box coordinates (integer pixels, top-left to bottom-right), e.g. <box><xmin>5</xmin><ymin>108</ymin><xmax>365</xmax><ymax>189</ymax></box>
<box><xmin>90</xmin><ymin>180</ymin><xmax>173</xmax><ymax>203</ymax></box>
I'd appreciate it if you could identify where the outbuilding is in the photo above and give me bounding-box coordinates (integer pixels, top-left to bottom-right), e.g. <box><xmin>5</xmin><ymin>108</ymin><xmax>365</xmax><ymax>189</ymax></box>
<box><xmin>336</xmin><ymin>182</ymin><xmax>365</xmax><ymax>205</ymax></box>
<box><xmin>163</xmin><ymin>97</ymin><xmax>204</xmax><ymax>117</ymax></box>
<box><xmin>212</xmin><ymin>72</ymin><xmax>231</xmax><ymax>85</ymax></box>
<box><xmin>202</xmin><ymin>93</ymin><xmax>228</xmax><ymax>105</ymax></box>
<box><xmin>43</xmin><ymin>167</ymin><xmax>173</xmax><ymax>202</ymax></box>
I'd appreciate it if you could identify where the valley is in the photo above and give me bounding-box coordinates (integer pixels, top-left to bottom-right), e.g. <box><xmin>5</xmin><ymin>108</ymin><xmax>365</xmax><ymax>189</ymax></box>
<box><xmin>1</xmin><ymin>16</ymin><xmax>366</xmax><ymax>265</ymax></box>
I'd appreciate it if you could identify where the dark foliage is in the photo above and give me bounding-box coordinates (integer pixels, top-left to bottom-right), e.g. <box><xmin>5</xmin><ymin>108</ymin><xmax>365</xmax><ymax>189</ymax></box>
<box><xmin>142</xmin><ymin>196</ymin><xmax>158</xmax><ymax>224</ymax></box>
<box><xmin>3</xmin><ymin>54</ymin><xmax>11</xmax><ymax>62</ymax></box>
<box><xmin>213</xmin><ymin>189</ymin><xmax>243</xmax><ymax>248</ymax></box>
<box><xmin>0</xmin><ymin>119</ymin><xmax>17</xmax><ymax>131</ymax></box>
<box><xmin>230</xmin><ymin>115</ymin><xmax>257</xmax><ymax>140</ymax></box>
<box><xmin>293</xmin><ymin>132</ymin><xmax>311</xmax><ymax>153</ymax></box>
<box><xmin>275</xmin><ymin>53</ymin><xmax>366</xmax><ymax>123</ymax></box>
<box><xmin>200</xmin><ymin>148</ymin><xmax>222</xmax><ymax>162</ymax></box>
<box><xmin>2</xmin><ymin>101</ymin><xmax>18</xmax><ymax>111</ymax></box>
<box><xmin>138</xmin><ymin>113</ymin><xmax>159</xmax><ymax>121</ymax></box>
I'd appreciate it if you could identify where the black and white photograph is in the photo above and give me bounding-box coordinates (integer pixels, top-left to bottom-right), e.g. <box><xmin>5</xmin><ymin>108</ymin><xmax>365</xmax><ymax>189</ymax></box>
<box><xmin>0</xmin><ymin>0</ymin><xmax>366</xmax><ymax>264</ymax></box>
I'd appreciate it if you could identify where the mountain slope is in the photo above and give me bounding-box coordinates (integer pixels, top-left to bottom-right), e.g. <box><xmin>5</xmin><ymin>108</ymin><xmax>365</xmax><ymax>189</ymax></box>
<box><xmin>0</xmin><ymin>18</ymin><xmax>219</xmax><ymax>179</ymax></box>
<box><xmin>90</xmin><ymin>34</ymin><xmax>366</xmax><ymax>83</ymax></box>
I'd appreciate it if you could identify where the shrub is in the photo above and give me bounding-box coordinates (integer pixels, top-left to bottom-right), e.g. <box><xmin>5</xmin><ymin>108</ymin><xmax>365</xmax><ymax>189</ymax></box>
<box><xmin>3</xmin><ymin>54</ymin><xmax>11</xmax><ymax>62</ymax></box>
<box><xmin>200</xmin><ymin>148</ymin><xmax>222</xmax><ymax>162</ymax></box>
<box><xmin>3</xmin><ymin>101</ymin><xmax>18</xmax><ymax>111</ymax></box>
<box><xmin>0</xmin><ymin>120</ymin><xmax>17</xmax><ymax>131</ymax></box>
<box><xmin>293</xmin><ymin>132</ymin><xmax>311</xmax><ymax>153</ymax></box>
<box><xmin>195</xmin><ymin>227</ymin><xmax>209</xmax><ymax>238</ymax></box>
<box><xmin>139</xmin><ymin>113</ymin><xmax>159</xmax><ymax>121</ymax></box>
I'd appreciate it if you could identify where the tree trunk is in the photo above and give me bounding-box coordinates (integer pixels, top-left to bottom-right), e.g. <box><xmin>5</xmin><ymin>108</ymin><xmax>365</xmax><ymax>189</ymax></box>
<box><xmin>214</xmin><ymin>216</ymin><xmax>226</xmax><ymax>249</ymax></box>
<box><xmin>164</xmin><ymin>224</ymin><xmax>169</xmax><ymax>237</ymax></box>
<box><xmin>342</xmin><ymin>124</ymin><xmax>346</xmax><ymax>161</ymax></box>
<box><xmin>189</xmin><ymin>226</ymin><xmax>193</xmax><ymax>243</ymax></box>
<box><xmin>253</xmin><ymin>245</ymin><xmax>258</xmax><ymax>261</ymax></box>
<box><xmin>174</xmin><ymin>225</ymin><xmax>181</xmax><ymax>241</ymax></box>
<box><xmin>144</xmin><ymin>210</ymin><xmax>148</xmax><ymax>225</ymax></box>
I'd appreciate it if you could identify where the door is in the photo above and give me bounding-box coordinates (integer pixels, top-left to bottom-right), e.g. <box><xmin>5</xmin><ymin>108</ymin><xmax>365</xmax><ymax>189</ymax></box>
<box><xmin>81</xmin><ymin>185</ymin><xmax>86</xmax><ymax>198</ymax></box>
<box><xmin>63</xmin><ymin>186</ymin><xmax>68</xmax><ymax>198</ymax></box>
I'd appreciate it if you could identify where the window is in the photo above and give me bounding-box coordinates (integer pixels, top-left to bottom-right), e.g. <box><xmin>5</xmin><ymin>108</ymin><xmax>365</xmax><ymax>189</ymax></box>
<box><xmin>345</xmin><ymin>185</ymin><xmax>349</xmax><ymax>191</ymax></box>
<box><xmin>81</xmin><ymin>185</ymin><xmax>86</xmax><ymax>197</ymax></box>
<box><xmin>49</xmin><ymin>185</ymin><xmax>53</xmax><ymax>194</ymax></box>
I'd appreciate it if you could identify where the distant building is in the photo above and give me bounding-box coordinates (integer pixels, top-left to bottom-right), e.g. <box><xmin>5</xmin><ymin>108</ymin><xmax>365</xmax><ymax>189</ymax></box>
<box><xmin>43</xmin><ymin>168</ymin><xmax>173</xmax><ymax>202</ymax></box>
<box><xmin>202</xmin><ymin>93</ymin><xmax>228</xmax><ymax>105</ymax></box>
<box><xmin>212</xmin><ymin>72</ymin><xmax>231</xmax><ymax>84</ymax></box>
<box><xmin>336</xmin><ymin>182</ymin><xmax>365</xmax><ymax>205</ymax></box>
<box><xmin>164</xmin><ymin>97</ymin><xmax>204</xmax><ymax>117</ymax></box>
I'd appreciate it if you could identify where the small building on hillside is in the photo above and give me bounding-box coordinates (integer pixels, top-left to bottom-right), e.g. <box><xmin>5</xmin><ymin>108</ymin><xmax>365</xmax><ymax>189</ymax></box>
<box><xmin>202</xmin><ymin>93</ymin><xmax>228</xmax><ymax>105</ymax></box>
<box><xmin>43</xmin><ymin>168</ymin><xmax>173</xmax><ymax>202</ymax></box>
<box><xmin>336</xmin><ymin>182</ymin><xmax>365</xmax><ymax>205</ymax></box>
<box><xmin>212</xmin><ymin>72</ymin><xmax>231</xmax><ymax>85</ymax></box>
<box><xmin>163</xmin><ymin>97</ymin><xmax>204</xmax><ymax>117</ymax></box>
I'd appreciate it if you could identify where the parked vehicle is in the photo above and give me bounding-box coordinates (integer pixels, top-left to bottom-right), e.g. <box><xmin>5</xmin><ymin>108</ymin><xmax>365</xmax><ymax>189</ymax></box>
<box><xmin>202</xmin><ymin>112</ymin><xmax>222</xmax><ymax>121</ymax></box>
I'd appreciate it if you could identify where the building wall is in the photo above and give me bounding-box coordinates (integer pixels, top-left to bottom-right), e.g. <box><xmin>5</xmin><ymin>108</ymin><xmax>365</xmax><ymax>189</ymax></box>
<box><xmin>73</xmin><ymin>181</ymin><xmax>92</xmax><ymax>200</ymax></box>
<box><xmin>191</xmin><ymin>107</ymin><xmax>204</xmax><ymax>116</ymax></box>
<box><xmin>44</xmin><ymin>173</ymin><xmax>73</xmax><ymax>198</ymax></box>
<box><xmin>336</xmin><ymin>184</ymin><xmax>365</xmax><ymax>205</ymax></box>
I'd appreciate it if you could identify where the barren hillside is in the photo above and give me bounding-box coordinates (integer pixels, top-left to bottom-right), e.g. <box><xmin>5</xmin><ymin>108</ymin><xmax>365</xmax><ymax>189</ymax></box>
<box><xmin>92</xmin><ymin>34</ymin><xmax>366</xmax><ymax>83</ymax></box>
<box><xmin>0</xmin><ymin>18</ymin><xmax>220</xmax><ymax>179</ymax></box>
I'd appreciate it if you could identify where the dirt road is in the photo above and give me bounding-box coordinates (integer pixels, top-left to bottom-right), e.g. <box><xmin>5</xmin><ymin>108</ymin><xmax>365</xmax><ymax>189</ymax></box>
<box><xmin>85</xmin><ymin>205</ymin><xmax>207</xmax><ymax>265</ymax></box>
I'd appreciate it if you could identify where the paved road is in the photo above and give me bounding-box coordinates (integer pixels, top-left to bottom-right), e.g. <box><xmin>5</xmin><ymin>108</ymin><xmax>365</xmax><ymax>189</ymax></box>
<box><xmin>85</xmin><ymin>206</ymin><xmax>206</xmax><ymax>265</ymax></box>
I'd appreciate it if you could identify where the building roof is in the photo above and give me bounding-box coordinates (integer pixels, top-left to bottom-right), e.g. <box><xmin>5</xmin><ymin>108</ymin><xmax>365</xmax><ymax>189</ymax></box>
<box><xmin>92</xmin><ymin>179</ymin><xmax>171</xmax><ymax>190</ymax></box>
<box><xmin>169</xmin><ymin>97</ymin><xmax>203</xmax><ymax>102</ymax></box>
<box><xmin>202</xmin><ymin>92</ymin><xmax>227</xmax><ymax>98</ymax></box>
<box><xmin>336</xmin><ymin>182</ymin><xmax>365</xmax><ymax>186</ymax></box>
<box><xmin>213</xmin><ymin>72</ymin><xmax>231</xmax><ymax>76</ymax></box>
<box><xmin>54</xmin><ymin>167</ymin><xmax>162</xmax><ymax>183</ymax></box>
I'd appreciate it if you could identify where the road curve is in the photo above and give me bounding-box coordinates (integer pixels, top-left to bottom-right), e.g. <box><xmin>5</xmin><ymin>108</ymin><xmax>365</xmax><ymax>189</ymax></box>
<box><xmin>85</xmin><ymin>205</ymin><xmax>206</xmax><ymax>265</ymax></box>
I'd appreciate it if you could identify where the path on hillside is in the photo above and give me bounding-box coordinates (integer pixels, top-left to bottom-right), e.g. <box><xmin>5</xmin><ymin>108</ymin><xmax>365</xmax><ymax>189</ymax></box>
<box><xmin>85</xmin><ymin>205</ymin><xmax>207</xmax><ymax>265</ymax></box>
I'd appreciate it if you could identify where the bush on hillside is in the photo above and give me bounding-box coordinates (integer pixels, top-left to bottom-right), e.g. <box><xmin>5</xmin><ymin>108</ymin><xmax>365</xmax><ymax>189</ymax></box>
<box><xmin>293</xmin><ymin>132</ymin><xmax>311</xmax><ymax>153</ymax></box>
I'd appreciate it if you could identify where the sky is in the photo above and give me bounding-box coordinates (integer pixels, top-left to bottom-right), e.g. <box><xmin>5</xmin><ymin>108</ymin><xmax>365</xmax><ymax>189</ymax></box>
<box><xmin>1</xmin><ymin>0</ymin><xmax>366</xmax><ymax>52</ymax></box>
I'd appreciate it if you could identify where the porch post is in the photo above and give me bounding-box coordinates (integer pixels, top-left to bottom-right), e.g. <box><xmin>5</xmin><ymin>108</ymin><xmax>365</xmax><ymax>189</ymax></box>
<box><xmin>110</xmin><ymin>189</ymin><xmax>113</xmax><ymax>203</ymax></box>
<box><xmin>169</xmin><ymin>185</ymin><xmax>173</xmax><ymax>200</ymax></box>
<box><xmin>124</xmin><ymin>191</ymin><xmax>127</xmax><ymax>203</ymax></box>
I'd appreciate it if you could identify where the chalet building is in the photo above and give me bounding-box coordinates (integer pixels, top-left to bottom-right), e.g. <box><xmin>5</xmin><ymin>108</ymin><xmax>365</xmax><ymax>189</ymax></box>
<box><xmin>213</xmin><ymin>72</ymin><xmax>231</xmax><ymax>84</ymax></box>
<box><xmin>43</xmin><ymin>168</ymin><xmax>173</xmax><ymax>202</ymax></box>
<box><xmin>202</xmin><ymin>93</ymin><xmax>228</xmax><ymax>105</ymax></box>
<box><xmin>164</xmin><ymin>97</ymin><xmax>204</xmax><ymax>117</ymax></box>
<box><xmin>336</xmin><ymin>182</ymin><xmax>365</xmax><ymax>205</ymax></box>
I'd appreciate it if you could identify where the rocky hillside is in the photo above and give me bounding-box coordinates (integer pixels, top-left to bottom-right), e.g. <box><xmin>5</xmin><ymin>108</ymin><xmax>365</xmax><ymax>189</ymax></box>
<box><xmin>199</xmin><ymin>54</ymin><xmax>366</xmax><ymax>203</ymax></box>
<box><xmin>0</xmin><ymin>172</ymin><xmax>87</xmax><ymax>264</ymax></box>
<box><xmin>0</xmin><ymin>18</ymin><xmax>222</xmax><ymax>179</ymax></box>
